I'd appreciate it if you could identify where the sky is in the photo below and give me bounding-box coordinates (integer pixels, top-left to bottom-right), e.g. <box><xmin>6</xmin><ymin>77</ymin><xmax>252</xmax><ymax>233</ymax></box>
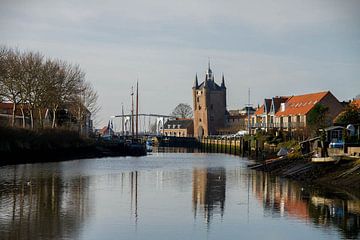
<box><xmin>1</xmin><ymin>0</ymin><xmax>360</xmax><ymax>128</ymax></box>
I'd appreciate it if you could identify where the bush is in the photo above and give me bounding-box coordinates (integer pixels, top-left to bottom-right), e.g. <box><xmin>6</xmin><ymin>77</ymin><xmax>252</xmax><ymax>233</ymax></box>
<box><xmin>0</xmin><ymin>126</ymin><xmax>92</xmax><ymax>152</ymax></box>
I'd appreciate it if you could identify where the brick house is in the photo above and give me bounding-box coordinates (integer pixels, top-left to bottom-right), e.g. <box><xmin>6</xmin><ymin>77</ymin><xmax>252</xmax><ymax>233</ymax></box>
<box><xmin>275</xmin><ymin>91</ymin><xmax>343</xmax><ymax>131</ymax></box>
<box><xmin>0</xmin><ymin>103</ymin><xmax>31</xmax><ymax>127</ymax></box>
<box><xmin>162</xmin><ymin>118</ymin><xmax>194</xmax><ymax>137</ymax></box>
<box><xmin>252</xmin><ymin>91</ymin><xmax>343</xmax><ymax>133</ymax></box>
<box><xmin>251</xmin><ymin>97</ymin><xmax>288</xmax><ymax>132</ymax></box>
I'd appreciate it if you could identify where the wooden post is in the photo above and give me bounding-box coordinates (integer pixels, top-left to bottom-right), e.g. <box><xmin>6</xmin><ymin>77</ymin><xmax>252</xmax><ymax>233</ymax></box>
<box><xmin>225</xmin><ymin>138</ymin><xmax>227</xmax><ymax>154</ymax></box>
<box><xmin>234</xmin><ymin>138</ymin><xmax>237</xmax><ymax>155</ymax></box>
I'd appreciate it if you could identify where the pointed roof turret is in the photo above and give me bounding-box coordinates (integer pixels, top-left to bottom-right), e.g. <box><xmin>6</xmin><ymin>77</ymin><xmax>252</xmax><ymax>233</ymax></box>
<box><xmin>221</xmin><ymin>73</ymin><xmax>226</xmax><ymax>88</ymax></box>
<box><xmin>193</xmin><ymin>73</ymin><xmax>199</xmax><ymax>88</ymax></box>
<box><xmin>206</xmin><ymin>60</ymin><xmax>213</xmax><ymax>81</ymax></box>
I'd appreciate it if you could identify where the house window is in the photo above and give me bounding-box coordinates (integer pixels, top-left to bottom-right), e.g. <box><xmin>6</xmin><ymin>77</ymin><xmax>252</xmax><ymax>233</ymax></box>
<box><xmin>210</xmin><ymin>104</ymin><xmax>213</xmax><ymax>110</ymax></box>
<box><xmin>210</xmin><ymin>116</ymin><xmax>214</xmax><ymax>121</ymax></box>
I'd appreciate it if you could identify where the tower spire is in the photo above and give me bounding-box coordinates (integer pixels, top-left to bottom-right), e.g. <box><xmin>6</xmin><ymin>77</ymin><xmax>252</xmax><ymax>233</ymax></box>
<box><xmin>221</xmin><ymin>73</ymin><xmax>225</xmax><ymax>88</ymax></box>
<box><xmin>193</xmin><ymin>73</ymin><xmax>199</xmax><ymax>88</ymax></box>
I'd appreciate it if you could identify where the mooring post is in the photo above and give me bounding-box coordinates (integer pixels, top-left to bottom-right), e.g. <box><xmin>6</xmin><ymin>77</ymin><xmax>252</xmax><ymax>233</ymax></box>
<box><xmin>234</xmin><ymin>137</ymin><xmax>237</xmax><ymax>155</ymax></box>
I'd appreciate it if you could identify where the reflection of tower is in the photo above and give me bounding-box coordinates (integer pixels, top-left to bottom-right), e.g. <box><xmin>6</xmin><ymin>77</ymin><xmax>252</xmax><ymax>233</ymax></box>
<box><xmin>192</xmin><ymin>167</ymin><xmax>226</xmax><ymax>224</ymax></box>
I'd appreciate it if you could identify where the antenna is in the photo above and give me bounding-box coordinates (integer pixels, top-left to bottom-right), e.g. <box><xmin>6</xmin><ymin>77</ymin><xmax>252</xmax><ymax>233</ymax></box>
<box><xmin>247</xmin><ymin>88</ymin><xmax>252</xmax><ymax>134</ymax></box>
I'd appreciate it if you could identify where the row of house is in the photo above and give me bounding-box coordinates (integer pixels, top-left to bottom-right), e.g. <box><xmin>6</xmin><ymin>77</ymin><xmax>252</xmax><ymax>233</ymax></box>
<box><xmin>251</xmin><ymin>91</ymin><xmax>344</xmax><ymax>134</ymax></box>
<box><xmin>160</xmin><ymin>90</ymin><xmax>354</xmax><ymax>138</ymax></box>
<box><xmin>0</xmin><ymin>102</ymin><xmax>93</xmax><ymax>135</ymax></box>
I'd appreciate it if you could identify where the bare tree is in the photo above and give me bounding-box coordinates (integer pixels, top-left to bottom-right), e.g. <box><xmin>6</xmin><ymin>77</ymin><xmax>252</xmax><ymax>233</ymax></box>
<box><xmin>171</xmin><ymin>103</ymin><xmax>193</xmax><ymax>118</ymax></box>
<box><xmin>0</xmin><ymin>47</ymin><xmax>23</xmax><ymax>126</ymax></box>
<box><xmin>68</xmin><ymin>71</ymin><xmax>99</xmax><ymax>134</ymax></box>
<box><xmin>0</xmin><ymin>46</ymin><xmax>99</xmax><ymax>133</ymax></box>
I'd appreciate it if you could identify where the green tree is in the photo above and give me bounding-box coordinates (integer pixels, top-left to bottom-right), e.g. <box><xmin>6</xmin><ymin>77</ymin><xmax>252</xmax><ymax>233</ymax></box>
<box><xmin>334</xmin><ymin>103</ymin><xmax>360</xmax><ymax>125</ymax></box>
<box><xmin>307</xmin><ymin>103</ymin><xmax>329</xmax><ymax>135</ymax></box>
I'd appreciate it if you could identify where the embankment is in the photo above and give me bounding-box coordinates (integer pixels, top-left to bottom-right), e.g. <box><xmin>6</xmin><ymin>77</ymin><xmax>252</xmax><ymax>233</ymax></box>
<box><xmin>0</xmin><ymin>127</ymin><xmax>144</xmax><ymax>166</ymax></box>
<box><xmin>249</xmin><ymin>156</ymin><xmax>360</xmax><ymax>192</ymax></box>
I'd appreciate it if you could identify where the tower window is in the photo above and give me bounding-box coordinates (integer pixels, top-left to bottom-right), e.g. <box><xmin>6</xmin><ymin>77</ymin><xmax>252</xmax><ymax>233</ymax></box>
<box><xmin>197</xmin><ymin>97</ymin><xmax>199</xmax><ymax>102</ymax></box>
<box><xmin>198</xmin><ymin>105</ymin><xmax>201</xmax><ymax>110</ymax></box>
<box><xmin>199</xmin><ymin>118</ymin><xmax>202</xmax><ymax>122</ymax></box>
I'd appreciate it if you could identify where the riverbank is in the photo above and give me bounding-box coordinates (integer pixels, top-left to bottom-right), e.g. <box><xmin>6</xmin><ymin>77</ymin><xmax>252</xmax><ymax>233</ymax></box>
<box><xmin>249</xmin><ymin>156</ymin><xmax>360</xmax><ymax>193</ymax></box>
<box><xmin>0</xmin><ymin>127</ymin><xmax>146</xmax><ymax>166</ymax></box>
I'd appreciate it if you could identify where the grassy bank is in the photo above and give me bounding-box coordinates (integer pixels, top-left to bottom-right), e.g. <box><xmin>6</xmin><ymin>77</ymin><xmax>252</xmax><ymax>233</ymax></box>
<box><xmin>0</xmin><ymin>127</ymin><xmax>139</xmax><ymax>166</ymax></box>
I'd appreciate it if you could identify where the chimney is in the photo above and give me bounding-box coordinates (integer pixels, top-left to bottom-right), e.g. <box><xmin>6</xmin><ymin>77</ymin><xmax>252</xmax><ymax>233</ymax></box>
<box><xmin>280</xmin><ymin>103</ymin><xmax>286</xmax><ymax>112</ymax></box>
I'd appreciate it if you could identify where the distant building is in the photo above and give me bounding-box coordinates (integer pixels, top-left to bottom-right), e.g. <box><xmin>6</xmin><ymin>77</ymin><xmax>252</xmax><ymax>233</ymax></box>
<box><xmin>98</xmin><ymin>125</ymin><xmax>115</xmax><ymax>137</ymax></box>
<box><xmin>218</xmin><ymin>107</ymin><xmax>256</xmax><ymax>134</ymax></box>
<box><xmin>0</xmin><ymin>103</ymin><xmax>31</xmax><ymax>127</ymax></box>
<box><xmin>193</xmin><ymin>63</ymin><xmax>227</xmax><ymax>137</ymax></box>
<box><xmin>351</xmin><ymin>99</ymin><xmax>360</xmax><ymax>108</ymax></box>
<box><xmin>161</xmin><ymin>118</ymin><xmax>194</xmax><ymax>137</ymax></box>
<box><xmin>0</xmin><ymin>102</ymin><xmax>93</xmax><ymax>135</ymax></box>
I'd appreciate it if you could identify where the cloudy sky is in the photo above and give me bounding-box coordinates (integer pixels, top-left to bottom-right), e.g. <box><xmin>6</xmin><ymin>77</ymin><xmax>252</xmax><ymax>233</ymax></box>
<box><xmin>1</xmin><ymin>0</ymin><xmax>359</xmax><ymax>127</ymax></box>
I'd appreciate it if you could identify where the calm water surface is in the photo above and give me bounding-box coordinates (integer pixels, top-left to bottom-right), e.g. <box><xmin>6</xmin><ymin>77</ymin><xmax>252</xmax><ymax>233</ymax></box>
<box><xmin>0</xmin><ymin>149</ymin><xmax>359</xmax><ymax>240</ymax></box>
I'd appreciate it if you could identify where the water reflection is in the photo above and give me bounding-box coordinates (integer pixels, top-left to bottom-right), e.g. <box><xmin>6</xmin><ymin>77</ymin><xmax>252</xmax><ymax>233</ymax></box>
<box><xmin>192</xmin><ymin>168</ymin><xmax>226</xmax><ymax>224</ymax></box>
<box><xmin>0</xmin><ymin>153</ymin><xmax>360</xmax><ymax>240</ymax></box>
<box><xmin>250</xmin><ymin>171</ymin><xmax>360</xmax><ymax>239</ymax></box>
<box><xmin>0</xmin><ymin>165</ymin><xmax>91</xmax><ymax>240</ymax></box>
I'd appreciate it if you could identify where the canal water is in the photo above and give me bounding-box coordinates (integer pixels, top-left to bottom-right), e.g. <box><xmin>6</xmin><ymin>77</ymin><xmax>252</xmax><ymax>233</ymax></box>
<box><xmin>0</xmin><ymin>149</ymin><xmax>359</xmax><ymax>240</ymax></box>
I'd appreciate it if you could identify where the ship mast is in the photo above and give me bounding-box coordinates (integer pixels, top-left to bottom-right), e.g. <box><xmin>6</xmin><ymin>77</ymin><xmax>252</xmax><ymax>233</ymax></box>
<box><xmin>136</xmin><ymin>80</ymin><xmax>139</xmax><ymax>138</ymax></box>
<box><xmin>131</xmin><ymin>86</ymin><xmax>134</xmax><ymax>137</ymax></box>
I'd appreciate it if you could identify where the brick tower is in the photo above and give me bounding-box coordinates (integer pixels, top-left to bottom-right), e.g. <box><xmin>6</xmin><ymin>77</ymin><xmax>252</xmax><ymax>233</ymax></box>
<box><xmin>192</xmin><ymin>62</ymin><xmax>227</xmax><ymax>138</ymax></box>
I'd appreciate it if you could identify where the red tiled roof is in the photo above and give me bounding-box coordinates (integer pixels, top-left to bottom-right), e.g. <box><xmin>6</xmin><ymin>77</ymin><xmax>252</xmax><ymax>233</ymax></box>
<box><xmin>276</xmin><ymin>91</ymin><xmax>329</xmax><ymax>117</ymax></box>
<box><xmin>0</xmin><ymin>103</ymin><xmax>14</xmax><ymax>110</ymax></box>
<box><xmin>352</xmin><ymin>99</ymin><xmax>360</xmax><ymax>108</ymax></box>
<box><xmin>254</xmin><ymin>105</ymin><xmax>264</xmax><ymax>115</ymax></box>
<box><xmin>272</xmin><ymin>96</ymin><xmax>289</xmax><ymax>112</ymax></box>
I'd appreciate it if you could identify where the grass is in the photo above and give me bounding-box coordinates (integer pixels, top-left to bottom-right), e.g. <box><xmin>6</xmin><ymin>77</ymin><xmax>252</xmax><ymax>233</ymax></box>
<box><xmin>0</xmin><ymin>126</ymin><xmax>92</xmax><ymax>153</ymax></box>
